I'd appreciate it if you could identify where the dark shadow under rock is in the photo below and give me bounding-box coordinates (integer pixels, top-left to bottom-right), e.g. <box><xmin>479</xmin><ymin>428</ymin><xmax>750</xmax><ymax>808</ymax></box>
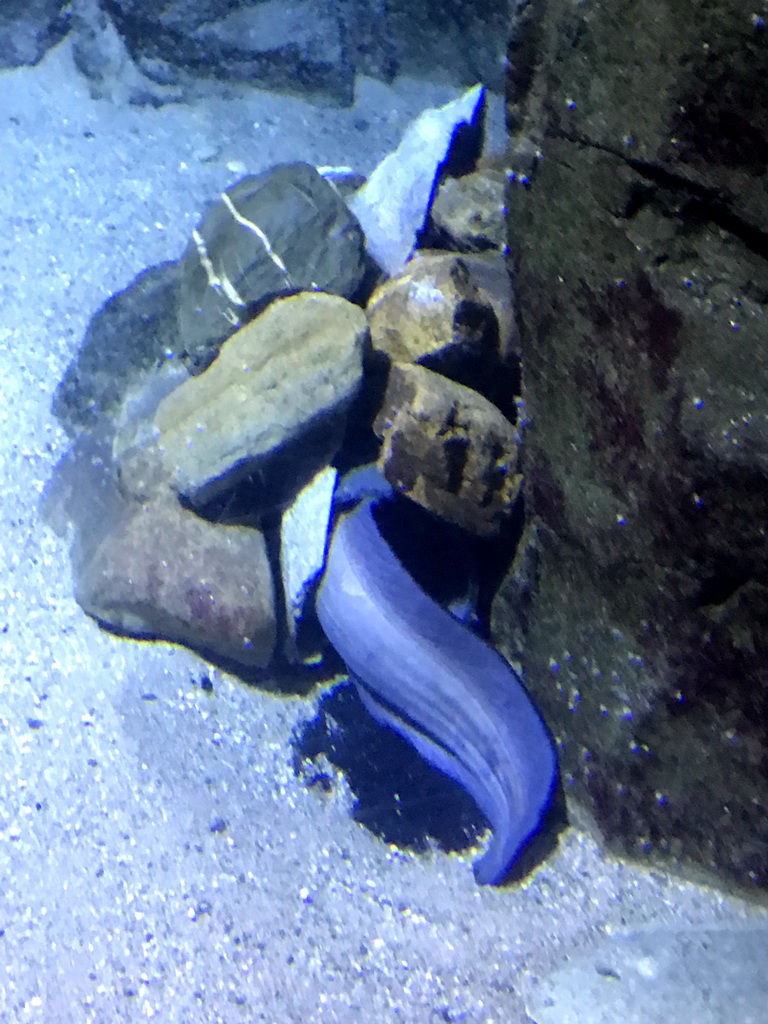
<box><xmin>51</xmin><ymin>260</ymin><xmax>183</xmax><ymax>438</ymax></box>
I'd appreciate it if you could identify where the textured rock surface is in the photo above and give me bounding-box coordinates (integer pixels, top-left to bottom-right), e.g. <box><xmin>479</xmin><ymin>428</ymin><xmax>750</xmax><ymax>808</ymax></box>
<box><xmin>52</xmin><ymin>260</ymin><xmax>183</xmax><ymax>438</ymax></box>
<box><xmin>71</xmin><ymin>0</ymin><xmax>178</xmax><ymax>106</ymax></box>
<box><xmin>178</xmin><ymin>163</ymin><xmax>367</xmax><ymax>370</ymax></box>
<box><xmin>103</xmin><ymin>0</ymin><xmax>357</xmax><ymax>104</ymax></box>
<box><xmin>431</xmin><ymin>167</ymin><xmax>507</xmax><ymax>253</ymax></box>
<box><xmin>75</xmin><ymin>492</ymin><xmax>277</xmax><ymax>669</ymax></box>
<box><xmin>374</xmin><ymin>362</ymin><xmax>521</xmax><ymax>537</ymax></box>
<box><xmin>367</xmin><ymin>250</ymin><xmax>507</xmax><ymax>372</ymax></box>
<box><xmin>498</xmin><ymin>0</ymin><xmax>768</xmax><ymax>894</ymax></box>
<box><xmin>69</xmin><ymin>0</ymin><xmax>507</xmax><ymax>104</ymax></box>
<box><xmin>450</xmin><ymin>250</ymin><xmax>519</xmax><ymax>363</ymax></box>
<box><xmin>350</xmin><ymin>85</ymin><xmax>486</xmax><ymax>276</ymax></box>
<box><xmin>118</xmin><ymin>292</ymin><xmax>368</xmax><ymax>509</ymax></box>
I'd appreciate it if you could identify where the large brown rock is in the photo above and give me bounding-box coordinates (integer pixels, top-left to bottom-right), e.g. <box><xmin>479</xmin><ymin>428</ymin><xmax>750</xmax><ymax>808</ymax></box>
<box><xmin>497</xmin><ymin>0</ymin><xmax>768</xmax><ymax>894</ymax></box>
<box><xmin>117</xmin><ymin>291</ymin><xmax>368</xmax><ymax>509</ymax></box>
<box><xmin>365</xmin><ymin>250</ymin><xmax>519</xmax><ymax>419</ymax></box>
<box><xmin>75</xmin><ymin>493</ymin><xmax>277</xmax><ymax>668</ymax></box>
<box><xmin>366</xmin><ymin>250</ymin><xmax>504</xmax><ymax>366</ymax></box>
<box><xmin>374</xmin><ymin>361</ymin><xmax>521</xmax><ymax>537</ymax></box>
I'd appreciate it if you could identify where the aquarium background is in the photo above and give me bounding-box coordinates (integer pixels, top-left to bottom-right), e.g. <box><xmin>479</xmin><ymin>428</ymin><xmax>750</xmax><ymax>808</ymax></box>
<box><xmin>0</xmin><ymin>2</ymin><xmax>766</xmax><ymax>1022</ymax></box>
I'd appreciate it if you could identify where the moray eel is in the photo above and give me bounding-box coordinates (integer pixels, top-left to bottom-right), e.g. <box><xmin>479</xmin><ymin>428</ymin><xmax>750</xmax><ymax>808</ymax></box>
<box><xmin>316</xmin><ymin>497</ymin><xmax>557</xmax><ymax>885</ymax></box>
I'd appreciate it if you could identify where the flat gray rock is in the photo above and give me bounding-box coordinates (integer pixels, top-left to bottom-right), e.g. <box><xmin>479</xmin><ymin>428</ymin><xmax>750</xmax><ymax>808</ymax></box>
<box><xmin>526</xmin><ymin>927</ymin><xmax>768</xmax><ymax>1024</ymax></box>
<box><xmin>280</xmin><ymin>465</ymin><xmax>337</xmax><ymax>664</ymax></box>
<box><xmin>349</xmin><ymin>84</ymin><xmax>485</xmax><ymax>277</ymax></box>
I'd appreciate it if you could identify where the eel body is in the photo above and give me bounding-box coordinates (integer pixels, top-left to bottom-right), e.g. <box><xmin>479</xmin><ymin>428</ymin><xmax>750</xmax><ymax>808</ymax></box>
<box><xmin>316</xmin><ymin>498</ymin><xmax>557</xmax><ymax>885</ymax></box>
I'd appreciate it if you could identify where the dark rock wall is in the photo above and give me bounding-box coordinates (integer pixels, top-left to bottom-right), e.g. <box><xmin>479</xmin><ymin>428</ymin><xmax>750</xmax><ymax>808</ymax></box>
<box><xmin>0</xmin><ymin>1</ymin><xmax>508</xmax><ymax>103</ymax></box>
<box><xmin>63</xmin><ymin>0</ymin><xmax>509</xmax><ymax>105</ymax></box>
<box><xmin>498</xmin><ymin>0</ymin><xmax>768</xmax><ymax>895</ymax></box>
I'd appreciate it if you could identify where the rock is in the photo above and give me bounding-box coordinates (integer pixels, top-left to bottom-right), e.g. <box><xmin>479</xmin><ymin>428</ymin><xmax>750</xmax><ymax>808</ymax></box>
<box><xmin>40</xmin><ymin>426</ymin><xmax>134</xmax><ymax>566</ymax></box>
<box><xmin>317</xmin><ymin>165</ymin><xmax>367</xmax><ymax>198</ymax></box>
<box><xmin>431</xmin><ymin>167</ymin><xmax>508</xmax><ymax>253</ymax></box>
<box><xmin>280</xmin><ymin>465</ymin><xmax>337</xmax><ymax>665</ymax></box>
<box><xmin>117</xmin><ymin>292</ymin><xmax>369</xmax><ymax>510</ymax></box>
<box><xmin>379</xmin><ymin>1</ymin><xmax>508</xmax><ymax>93</ymax></box>
<box><xmin>373</xmin><ymin>362</ymin><xmax>521</xmax><ymax>537</ymax></box>
<box><xmin>366</xmin><ymin>250</ymin><xmax>518</xmax><ymax>409</ymax></box>
<box><xmin>178</xmin><ymin>163</ymin><xmax>367</xmax><ymax>370</ymax></box>
<box><xmin>52</xmin><ymin>163</ymin><xmax>367</xmax><ymax>439</ymax></box>
<box><xmin>349</xmin><ymin>84</ymin><xmax>486</xmax><ymax>277</ymax></box>
<box><xmin>455</xmin><ymin>250</ymin><xmax>519</xmax><ymax>363</ymax></box>
<box><xmin>0</xmin><ymin>0</ymin><xmax>70</xmax><ymax>68</ymax></box>
<box><xmin>75</xmin><ymin>492</ymin><xmax>277</xmax><ymax>669</ymax></box>
<box><xmin>490</xmin><ymin>521</ymin><xmax>538</xmax><ymax>675</ymax></box>
<box><xmin>70</xmin><ymin>1</ymin><xmax>508</xmax><ymax>107</ymax></box>
<box><xmin>101</xmin><ymin>0</ymin><xmax>356</xmax><ymax>105</ymax></box>
<box><xmin>71</xmin><ymin>0</ymin><xmax>183</xmax><ymax>106</ymax></box>
<box><xmin>52</xmin><ymin>260</ymin><xmax>183</xmax><ymax>438</ymax></box>
<box><xmin>500</xmin><ymin>0</ymin><xmax>768</xmax><ymax>894</ymax></box>
<box><xmin>366</xmin><ymin>251</ymin><xmax>498</xmax><ymax>364</ymax></box>
<box><xmin>525</xmin><ymin>927</ymin><xmax>768</xmax><ymax>1024</ymax></box>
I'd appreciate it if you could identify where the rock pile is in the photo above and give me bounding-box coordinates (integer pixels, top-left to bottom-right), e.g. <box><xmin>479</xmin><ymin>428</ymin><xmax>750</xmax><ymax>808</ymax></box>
<box><xmin>47</xmin><ymin>86</ymin><xmax>519</xmax><ymax>676</ymax></box>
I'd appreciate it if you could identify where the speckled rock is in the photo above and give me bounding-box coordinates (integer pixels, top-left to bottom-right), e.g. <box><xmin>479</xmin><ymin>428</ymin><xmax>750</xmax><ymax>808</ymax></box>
<box><xmin>75</xmin><ymin>492</ymin><xmax>277</xmax><ymax>669</ymax></box>
<box><xmin>117</xmin><ymin>292</ymin><xmax>368</xmax><ymax>510</ymax></box>
<box><xmin>366</xmin><ymin>250</ymin><xmax>512</xmax><ymax>385</ymax></box>
<box><xmin>498</xmin><ymin>0</ymin><xmax>768</xmax><ymax>895</ymax></box>
<box><xmin>374</xmin><ymin>361</ymin><xmax>521</xmax><ymax>537</ymax></box>
<box><xmin>431</xmin><ymin>167</ymin><xmax>508</xmax><ymax>253</ymax></box>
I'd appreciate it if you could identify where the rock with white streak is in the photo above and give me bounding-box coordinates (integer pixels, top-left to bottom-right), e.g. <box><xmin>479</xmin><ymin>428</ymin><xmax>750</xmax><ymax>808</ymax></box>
<box><xmin>178</xmin><ymin>163</ymin><xmax>367</xmax><ymax>370</ymax></box>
